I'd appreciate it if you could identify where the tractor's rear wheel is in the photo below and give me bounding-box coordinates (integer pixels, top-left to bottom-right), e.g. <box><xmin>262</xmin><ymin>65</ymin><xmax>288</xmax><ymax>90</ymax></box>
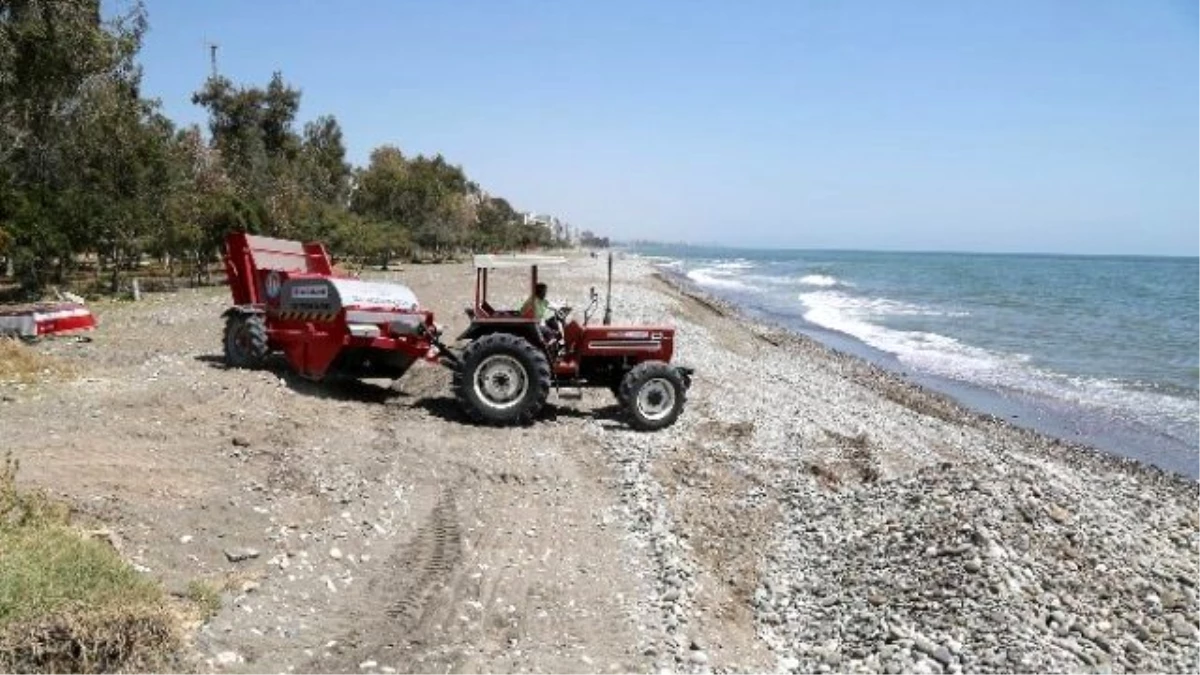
<box><xmin>223</xmin><ymin>313</ymin><xmax>269</xmax><ymax>369</ymax></box>
<box><xmin>620</xmin><ymin>361</ymin><xmax>686</xmax><ymax>431</ymax></box>
<box><xmin>453</xmin><ymin>333</ymin><xmax>551</xmax><ymax>426</ymax></box>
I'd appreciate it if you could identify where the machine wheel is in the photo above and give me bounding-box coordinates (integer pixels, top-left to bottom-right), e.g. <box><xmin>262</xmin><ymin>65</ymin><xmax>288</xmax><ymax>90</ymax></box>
<box><xmin>223</xmin><ymin>313</ymin><xmax>269</xmax><ymax>369</ymax></box>
<box><xmin>620</xmin><ymin>361</ymin><xmax>686</xmax><ymax>431</ymax></box>
<box><xmin>453</xmin><ymin>333</ymin><xmax>551</xmax><ymax>426</ymax></box>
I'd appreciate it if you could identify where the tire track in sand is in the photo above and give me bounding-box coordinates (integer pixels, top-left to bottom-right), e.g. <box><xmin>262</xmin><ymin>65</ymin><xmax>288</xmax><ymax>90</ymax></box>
<box><xmin>385</xmin><ymin>488</ymin><xmax>463</xmax><ymax>629</ymax></box>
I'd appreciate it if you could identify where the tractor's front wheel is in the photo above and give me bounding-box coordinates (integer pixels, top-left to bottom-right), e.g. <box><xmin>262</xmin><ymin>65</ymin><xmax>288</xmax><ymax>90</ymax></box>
<box><xmin>453</xmin><ymin>333</ymin><xmax>551</xmax><ymax>426</ymax></box>
<box><xmin>620</xmin><ymin>361</ymin><xmax>686</xmax><ymax>431</ymax></box>
<box><xmin>223</xmin><ymin>312</ymin><xmax>269</xmax><ymax>369</ymax></box>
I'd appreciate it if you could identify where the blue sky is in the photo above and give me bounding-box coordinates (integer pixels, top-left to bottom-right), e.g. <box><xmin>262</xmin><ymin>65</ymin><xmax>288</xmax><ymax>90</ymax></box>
<box><xmin>123</xmin><ymin>0</ymin><xmax>1197</xmax><ymax>255</ymax></box>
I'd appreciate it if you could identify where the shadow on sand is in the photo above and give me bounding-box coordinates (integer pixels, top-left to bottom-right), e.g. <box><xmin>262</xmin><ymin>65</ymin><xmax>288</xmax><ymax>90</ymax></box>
<box><xmin>195</xmin><ymin>354</ymin><xmax>405</xmax><ymax>404</ymax></box>
<box><xmin>195</xmin><ymin>353</ymin><xmax>633</xmax><ymax>425</ymax></box>
<box><xmin>197</xmin><ymin>354</ymin><xmax>634</xmax><ymax>425</ymax></box>
<box><xmin>413</xmin><ymin>395</ymin><xmax>629</xmax><ymax>428</ymax></box>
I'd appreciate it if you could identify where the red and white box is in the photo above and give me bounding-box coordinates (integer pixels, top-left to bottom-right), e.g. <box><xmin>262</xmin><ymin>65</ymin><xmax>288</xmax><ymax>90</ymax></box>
<box><xmin>0</xmin><ymin>303</ymin><xmax>97</xmax><ymax>339</ymax></box>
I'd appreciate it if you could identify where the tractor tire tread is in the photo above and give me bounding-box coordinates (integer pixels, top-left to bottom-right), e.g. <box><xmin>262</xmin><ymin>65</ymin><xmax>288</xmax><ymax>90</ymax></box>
<box><xmin>619</xmin><ymin>360</ymin><xmax>686</xmax><ymax>431</ymax></box>
<box><xmin>453</xmin><ymin>333</ymin><xmax>551</xmax><ymax>426</ymax></box>
<box><xmin>223</xmin><ymin>313</ymin><xmax>269</xmax><ymax>369</ymax></box>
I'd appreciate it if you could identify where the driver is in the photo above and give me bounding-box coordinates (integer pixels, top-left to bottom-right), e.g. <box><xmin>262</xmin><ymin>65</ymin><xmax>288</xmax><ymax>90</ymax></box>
<box><xmin>522</xmin><ymin>282</ymin><xmax>562</xmax><ymax>343</ymax></box>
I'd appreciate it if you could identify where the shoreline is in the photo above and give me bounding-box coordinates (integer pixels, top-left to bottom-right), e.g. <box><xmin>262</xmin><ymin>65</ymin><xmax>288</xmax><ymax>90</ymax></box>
<box><xmin>1</xmin><ymin>253</ymin><xmax>1196</xmax><ymax>673</ymax></box>
<box><xmin>645</xmin><ymin>261</ymin><xmax>1198</xmax><ymax>483</ymax></box>
<box><xmin>628</xmin><ymin>255</ymin><xmax>1198</xmax><ymax>672</ymax></box>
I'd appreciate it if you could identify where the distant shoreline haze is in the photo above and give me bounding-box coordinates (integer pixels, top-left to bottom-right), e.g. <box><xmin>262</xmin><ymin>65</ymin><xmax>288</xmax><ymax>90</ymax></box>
<box><xmin>620</xmin><ymin>240</ymin><xmax>1200</xmax><ymax>260</ymax></box>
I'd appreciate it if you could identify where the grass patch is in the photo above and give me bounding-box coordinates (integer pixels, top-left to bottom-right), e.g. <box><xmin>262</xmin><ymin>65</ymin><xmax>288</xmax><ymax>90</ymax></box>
<box><xmin>0</xmin><ymin>339</ymin><xmax>76</xmax><ymax>385</ymax></box>
<box><xmin>0</xmin><ymin>455</ymin><xmax>69</xmax><ymax>529</ymax></box>
<box><xmin>185</xmin><ymin>580</ymin><xmax>222</xmax><ymax>620</ymax></box>
<box><xmin>0</xmin><ymin>455</ymin><xmax>183</xmax><ymax>673</ymax></box>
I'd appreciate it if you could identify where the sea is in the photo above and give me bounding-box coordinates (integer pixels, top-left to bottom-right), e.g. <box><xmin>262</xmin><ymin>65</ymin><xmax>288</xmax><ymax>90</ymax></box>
<box><xmin>632</xmin><ymin>244</ymin><xmax>1199</xmax><ymax>479</ymax></box>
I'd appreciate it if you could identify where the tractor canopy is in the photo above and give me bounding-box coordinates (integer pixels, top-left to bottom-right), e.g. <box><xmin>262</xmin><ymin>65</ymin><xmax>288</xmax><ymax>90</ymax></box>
<box><xmin>472</xmin><ymin>254</ymin><xmax>568</xmax><ymax>269</ymax></box>
<box><xmin>470</xmin><ymin>253</ymin><xmax>568</xmax><ymax>317</ymax></box>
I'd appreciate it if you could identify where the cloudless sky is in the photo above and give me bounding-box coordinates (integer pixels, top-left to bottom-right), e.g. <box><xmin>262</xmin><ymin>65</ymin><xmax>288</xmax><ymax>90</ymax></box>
<box><xmin>119</xmin><ymin>0</ymin><xmax>1198</xmax><ymax>255</ymax></box>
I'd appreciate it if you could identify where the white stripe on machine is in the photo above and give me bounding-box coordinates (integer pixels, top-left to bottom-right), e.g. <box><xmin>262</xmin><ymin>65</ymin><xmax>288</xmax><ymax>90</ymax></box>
<box><xmin>588</xmin><ymin>340</ymin><xmax>663</xmax><ymax>351</ymax></box>
<box><xmin>347</xmin><ymin>310</ymin><xmax>416</xmax><ymax>324</ymax></box>
<box><xmin>347</xmin><ymin>324</ymin><xmax>381</xmax><ymax>338</ymax></box>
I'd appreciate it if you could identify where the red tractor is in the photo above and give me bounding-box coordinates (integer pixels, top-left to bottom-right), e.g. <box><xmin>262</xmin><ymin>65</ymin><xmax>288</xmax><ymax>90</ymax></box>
<box><xmin>221</xmin><ymin>232</ymin><xmax>693</xmax><ymax>430</ymax></box>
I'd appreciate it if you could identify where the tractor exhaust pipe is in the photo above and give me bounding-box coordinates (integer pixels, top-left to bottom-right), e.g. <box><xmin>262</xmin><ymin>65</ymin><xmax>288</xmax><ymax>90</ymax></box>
<box><xmin>603</xmin><ymin>251</ymin><xmax>613</xmax><ymax>326</ymax></box>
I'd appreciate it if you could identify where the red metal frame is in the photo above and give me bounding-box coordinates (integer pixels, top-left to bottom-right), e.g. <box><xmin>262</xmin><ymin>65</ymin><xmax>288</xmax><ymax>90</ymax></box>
<box><xmin>0</xmin><ymin>303</ymin><xmax>97</xmax><ymax>339</ymax></box>
<box><xmin>224</xmin><ymin>232</ymin><xmax>339</xmax><ymax>308</ymax></box>
<box><xmin>467</xmin><ymin>260</ymin><xmax>677</xmax><ymax>381</ymax></box>
<box><xmin>226</xmin><ymin>234</ymin><xmax>684</xmax><ymax>387</ymax></box>
<box><xmin>223</xmin><ymin>231</ymin><xmax>440</xmax><ymax>381</ymax></box>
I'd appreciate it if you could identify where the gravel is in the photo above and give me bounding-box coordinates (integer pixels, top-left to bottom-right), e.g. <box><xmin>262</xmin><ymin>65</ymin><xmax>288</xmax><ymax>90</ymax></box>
<box><xmin>7</xmin><ymin>253</ymin><xmax>1194</xmax><ymax>673</ymax></box>
<box><xmin>597</xmin><ymin>256</ymin><xmax>1199</xmax><ymax>673</ymax></box>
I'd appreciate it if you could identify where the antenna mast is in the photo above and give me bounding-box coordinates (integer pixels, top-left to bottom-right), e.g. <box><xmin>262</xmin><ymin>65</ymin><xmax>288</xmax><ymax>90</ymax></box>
<box><xmin>204</xmin><ymin>41</ymin><xmax>219</xmax><ymax>77</ymax></box>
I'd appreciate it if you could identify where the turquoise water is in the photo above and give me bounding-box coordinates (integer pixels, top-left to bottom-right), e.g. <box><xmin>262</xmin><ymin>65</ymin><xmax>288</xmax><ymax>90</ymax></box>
<box><xmin>634</xmin><ymin>244</ymin><xmax>1199</xmax><ymax>476</ymax></box>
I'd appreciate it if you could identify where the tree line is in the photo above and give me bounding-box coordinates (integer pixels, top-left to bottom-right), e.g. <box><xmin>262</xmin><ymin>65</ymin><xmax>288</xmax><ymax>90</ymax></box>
<box><xmin>0</xmin><ymin>1</ymin><xmax>587</xmax><ymax>295</ymax></box>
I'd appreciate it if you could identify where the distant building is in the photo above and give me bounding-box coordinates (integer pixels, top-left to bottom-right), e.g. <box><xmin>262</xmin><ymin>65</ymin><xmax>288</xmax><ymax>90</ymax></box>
<box><xmin>522</xmin><ymin>212</ymin><xmax>552</xmax><ymax>227</ymax></box>
<box><xmin>518</xmin><ymin>212</ymin><xmax>587</xmax><ymax>246</ymax></box>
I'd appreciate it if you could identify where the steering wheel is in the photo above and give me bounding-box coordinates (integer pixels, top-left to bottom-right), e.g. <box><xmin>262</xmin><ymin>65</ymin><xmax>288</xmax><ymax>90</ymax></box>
<box><xmin>554</xmin><ymin>305</ymin><xmax>573</xmax><ymax>322</ymax></box>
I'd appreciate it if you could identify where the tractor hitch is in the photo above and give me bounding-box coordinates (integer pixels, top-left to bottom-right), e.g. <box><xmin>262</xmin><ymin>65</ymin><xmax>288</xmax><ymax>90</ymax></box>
<box><xmin>420</xmin><ymin>323</ymin><xmax>459</xmax><ymax>367</ymax></box>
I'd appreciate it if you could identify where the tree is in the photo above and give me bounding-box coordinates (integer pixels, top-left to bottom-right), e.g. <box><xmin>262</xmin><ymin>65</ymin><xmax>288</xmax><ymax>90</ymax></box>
<box><xmin>298</xmin><ymin>115</ymin><xmax>351</xmax><ymax>206</ymax></box>
<box><xmin>59</xmin><ymin>81</ymin><xmax>177</xmax><ymax>291</ymax></box>
<box><xmin>351</xmin><ymin>145</ymin><xmax>408</xmax><ymax>222</ymax></box>
<box><xmin>191</xmin><ymin>75</ymin><xmax>269</xmax><ymax>195</ymax></box>
<box><xmin>261</xmin><ymin>72</ymin><xmax>301</xmax><ymax>160</ymax></box>
<box><xmin>473</xmin><ymin>196</ymin><xmax>520</xmax><ymax>251</ymax></box>
<box><xmin>349</xmin><ymin>146</ymin><xmax>414</xmax><ymax>267</ymax></box>
<box><xmin>158</xmin><ymin>126</ymin><xmax>249</xmax><ymax>283</ymax></box>
<box><xmin>1</xmin><ymin>1</ymin><xmax>572</xmax><ymax>290</ymax></box>
<box><xmin>190</xmin><ymin>70</ymin><xmax>305</xmax><ymax>236</ymax></box>
<box><xmin>403</xmin><ymin>154</ymin><xmax>471</xmax><ymax>255</ymax></box>
<box><xmin>327</xmin><ymin>213</ymin><xmax>410</xmax><ymax>270</ymax></box>
<box><xmin>0</xmin><ymin>0</ymin><xmax>157</xmax><ymax>290</ymax></box>
<box><xmin>350</xmin><ymin>147</ymin><xmax>478</xmax><ymax>258</ymax></box>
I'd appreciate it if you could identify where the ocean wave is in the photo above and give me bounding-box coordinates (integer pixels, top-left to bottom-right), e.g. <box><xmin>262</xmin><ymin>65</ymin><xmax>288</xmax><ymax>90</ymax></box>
<box><xmin>798</xmin><ymin>274</ymin><xmax>841</xmax><ymax>287</ymax></box>
<box><xmin>732</xmin><ymin>273</ymin><xmax>856</xmax><ymax>290</ymax></box>
<box><xmin>798</xmin><ymin>290</ymin><xmax>1196</xmax><ymax>433</ymax></box>
<box><xmin>711</xmin><ymin>259</ymin><xmax>755</xmax><ymax>271</ymax></box>
<box><xmin>687</xmin><ymin>267</ymin><xmax>756</xmax><ymax>291</ymax></box>
<box><xmin>799</xmin><ymin>291</ymin><xmax>1012</xmax><ymax>368</ymax></box>
<box><xmin>799</xmin><ymin>290</ymin><xmax>968</xmax><ymax>318</ymax></box>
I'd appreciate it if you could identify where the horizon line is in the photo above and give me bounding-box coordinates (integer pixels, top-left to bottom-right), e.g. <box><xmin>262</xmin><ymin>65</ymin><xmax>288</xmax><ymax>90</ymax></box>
<box><xmin>614</xmin><ymin>240</ymin><xmax>1200</xmax><ymax>260</ymax></box>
